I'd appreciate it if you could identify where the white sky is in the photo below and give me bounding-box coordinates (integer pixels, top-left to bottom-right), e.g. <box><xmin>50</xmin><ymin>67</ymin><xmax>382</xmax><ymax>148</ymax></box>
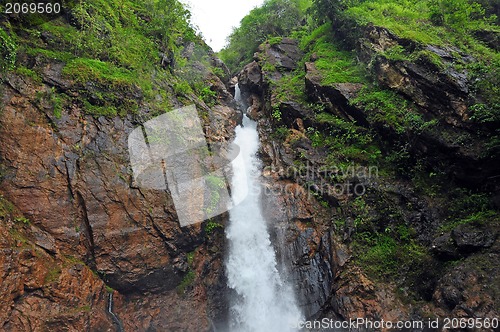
<box><xmin>180</xmin><ymin>0</ymin><xmax>266</xmax><ymax>52</ymax></box>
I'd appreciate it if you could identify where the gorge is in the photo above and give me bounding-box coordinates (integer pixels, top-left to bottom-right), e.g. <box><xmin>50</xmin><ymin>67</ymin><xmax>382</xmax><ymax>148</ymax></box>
<box><xmin>0</xmin><ymin>0</ymin><xmax>499</xmax><ymax>331</ymax></box>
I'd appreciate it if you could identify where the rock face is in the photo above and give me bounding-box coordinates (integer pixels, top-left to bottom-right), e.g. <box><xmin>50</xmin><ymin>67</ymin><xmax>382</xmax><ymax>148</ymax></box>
<box><xmin>0</xmin><ymin>37</ymin><xmax>237</xmax><ymax>332</ymax></box>
<box><xmin>257</xmin><ymin>38</ymin><xmax>304</xmax><ymax>71</ymax></box>
<box><xmin>357</xmin><ymin>25</ymin><xmax>500</xmax><ymax>191</ymax></box>
<box><xmin>237</xmin><ymin>34</ymin><xmax>499</xmax><ymax>326</ymax></box>
<box><xmin>261</xmin><ymin>179</ymin><xmax>334</xmax><ymax>318</ymax></box>
<box><xmin>0</xmin><ymin>209</ymin><xmax>114</xmax><ymax>331</ymax></box>
<box><xmin>238</xmin><ymin>61</ymin><xmax>263</xmax><ymax>96</ymax></box>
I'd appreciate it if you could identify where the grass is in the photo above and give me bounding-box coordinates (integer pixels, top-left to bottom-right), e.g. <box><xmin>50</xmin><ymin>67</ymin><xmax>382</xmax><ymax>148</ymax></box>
<box><xmin>14</xmin><ymin>65</ymin><xmax>42</xmax><ymax>83</ymax></box>
<box><xmin>3</xmin><ymin>0</ymin><xmax>221</xmax><ymax>118</ymax></box>
<box><xmin>176</xmin><ymin>270</ymin><xmax>195</xmax><ymax>294</ymax></box>
<box><xmin>314</xmin><ymin>43</ymin><xmax>366</xmax><ymax>85</ymax></box>
<box><xmin>439</xmin><ymin>210</ymin><xmax>497</xmax><ymax>232</ymax></box>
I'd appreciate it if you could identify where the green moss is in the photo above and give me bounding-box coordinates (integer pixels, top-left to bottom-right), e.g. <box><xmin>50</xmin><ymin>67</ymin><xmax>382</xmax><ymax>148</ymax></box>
<box><xmin>0</xmin><ymin>195</ymin><xmax>15</xmax><ymax>218</ymax></box>
<box><xmin>354</xmin><ymin>230</ymin><xmax>428</xmax><ymax>280</ymax></box>
<box><xmin>268</xmin><ymin>36</ymin><xmax>283</xmax><ymax>45</ymax></box>
<box><xmin>412</xmin><ymin>49</ymin><xmax>445</xmax><ymax>69</ymax></box>
<box><xmin>14</xmin><ymin>66</ymin><xmax>42</xmax><ymax>83</ymax></box>
<box><xmin>0</xmin><ymin>28</ymin><xmax>17</xmax><ymax>73</ymax></box>
<box><xmin>271</xmin><ymin>104</ymin><xmax>282</xmax><ymax>122</ymax></box>
<box><xmin>186</xmin><ymin>252</ymin><xmax>195</xmax><ymax>266</ymax></box>
<box><xmin>439</xmin><ymin>210</ymin><xmax>498</xmax><ymax>232</ymax></box>
<box><xmin>352</xmin><ymin>87</ymin><xmax>433</xmax><ymax>135</ymax></box>
<box><xmin>196</xmin><ymin>85</ymin><xmax>217</xmax><ymax>107</ymax></box>
<box><xmin>63</xmin><ymin>58</ymin><xmax>137</xmax><ymax>88</ymax></box>
<box><xmin>270</xmin><ymin>126</ymin><xmax>290</xmax><ymax>141</ymax></box>
<box><xmin>309</xmin><ymin>35</ymin><xmax>366</xmax><ymax>85</ymax></box>
<box><xmin>176</xmin><ymin>270</ymin><xmax>195</xmax><ymax>294</ymax></box>
<box><xmin>173</xmin><ymin>81</ymin><xmax>193</xmax><ymax>97</ymax></box>
<box><xmin>382</xmin><ymin>45</ymin><xmax>410</xmax><ymax>61</ymax></box>
<box><xmin>82</xmin><ymin>100</ymin><xmax>118</xmax><ymax>117</ymax></box>
<box><xmin>14</xmin><ymin>216</ymin><xmax>30</xmax><ymax>225</ymax></box>
<box><xmin>275</xmin><ymin>71</ymin><xmax>306</xmax><ymax>102</ymax></box>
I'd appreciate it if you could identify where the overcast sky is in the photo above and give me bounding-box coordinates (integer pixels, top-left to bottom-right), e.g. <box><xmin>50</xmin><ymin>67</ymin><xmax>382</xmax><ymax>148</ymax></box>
<box><xmin>180</xmin><ymin>0</ymin><xmax>265</xmax><ymax>52</ymax></box>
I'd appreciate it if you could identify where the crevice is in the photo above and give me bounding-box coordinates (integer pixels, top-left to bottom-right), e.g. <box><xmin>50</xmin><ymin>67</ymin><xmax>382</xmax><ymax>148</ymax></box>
<box><xmin>64</xmin><ymin>160</ymin><xmax>75</xmax><ymax>201</ymax></box>
<box><xmin>76</xmin><ymin>191</ymin><xmax>96</xmax><ymax>269</ymax></box>
<box><xmin>148</xmin><ymin>214</ymin><xmax>178</xmax><ymax>255</ymax></box>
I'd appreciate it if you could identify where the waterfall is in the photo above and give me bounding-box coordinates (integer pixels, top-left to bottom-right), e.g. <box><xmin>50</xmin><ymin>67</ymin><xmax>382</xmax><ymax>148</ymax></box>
<box><xmin>108</xmin><ymin>292</ymin><xmax>124</xmax><ymax>332</ymax></box>
<box><xmin>225</xmin><ymin>85</ymin><xmax>302</xmax><ymax>331</ymax></box>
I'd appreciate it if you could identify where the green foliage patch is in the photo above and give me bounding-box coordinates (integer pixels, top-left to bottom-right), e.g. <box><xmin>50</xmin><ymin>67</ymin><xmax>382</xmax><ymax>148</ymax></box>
<box><xmin>219</xmin><ymin>0</ymin><xmax>313</xmax><ymax>73</ymax></box>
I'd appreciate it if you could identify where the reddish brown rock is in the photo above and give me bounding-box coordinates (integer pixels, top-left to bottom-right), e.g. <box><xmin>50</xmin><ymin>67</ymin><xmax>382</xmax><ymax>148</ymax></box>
<box><xmin>0</xmin><ymin>54</ymin><xmax>235</xmax><ymax>329</ymax></box>
<box><xmin>0</xmin><ymin>216</ymin><xmax>114</xmax><ymax>332</ymax></box>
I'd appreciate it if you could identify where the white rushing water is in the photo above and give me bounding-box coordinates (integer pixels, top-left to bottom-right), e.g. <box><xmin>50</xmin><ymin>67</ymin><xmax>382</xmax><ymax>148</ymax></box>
<box><xmin>225</xmin><ymin>86</ymin><xmax>301</xmax><ymax>332</ymax></box>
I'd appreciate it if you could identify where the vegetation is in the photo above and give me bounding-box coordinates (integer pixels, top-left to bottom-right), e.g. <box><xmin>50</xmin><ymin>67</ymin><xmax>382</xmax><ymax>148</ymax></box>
<box><xmin>1</xmin><ymin>0</ymin><xmax>224</xmax><ymax>118</ymax></box>
<box><xmin>204</xmin><ymin>219</ymin><xmax>223</xmax><ymax>234</ymax></box>
<box><xmin>219</xmin><ymin>0</ymin><xmax>313</xmax><ymax>73</ymax></box>
<box><xmin>220</xmin><ymin>0</ymin><xmax>499</xmax><ymax>297</ymax></box>
<box><xmin>176</xmin><ymin>270</ymin><xmax>195</xmax><ymax>294</ymax></box>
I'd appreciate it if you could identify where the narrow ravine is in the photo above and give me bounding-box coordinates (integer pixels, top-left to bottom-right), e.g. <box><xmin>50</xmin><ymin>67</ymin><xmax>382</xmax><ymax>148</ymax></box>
<box><xmin>225</xmin><ymin>86</ymin><xmax>302</xmax><ymax>332</ymax></box>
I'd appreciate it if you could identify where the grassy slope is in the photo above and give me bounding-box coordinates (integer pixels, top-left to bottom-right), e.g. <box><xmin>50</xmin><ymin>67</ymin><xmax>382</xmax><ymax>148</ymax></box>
<box><xmin>1</xmin><ymin>0</ymin><xmax>222</xmax><ymax>118</ymax></box>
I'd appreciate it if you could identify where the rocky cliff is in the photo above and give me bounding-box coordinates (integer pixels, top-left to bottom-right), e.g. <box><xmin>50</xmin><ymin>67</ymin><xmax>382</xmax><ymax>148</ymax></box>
<box><xmin>1</xmin><ymin>0</ymin><xmax>499</xmax><ymax>331</ymax></box>
<box><xmin>0</xmin><ymin>1</ymin><xmax>237</xmax><ymax>330</ymax></box>
<box><xmin>237</xmin><ymin>22</ymin><xmax>499</xmax><ymax>327</ymax></box>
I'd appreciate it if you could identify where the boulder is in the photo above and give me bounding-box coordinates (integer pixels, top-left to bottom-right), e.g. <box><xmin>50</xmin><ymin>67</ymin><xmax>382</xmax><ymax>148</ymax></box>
<box><xmin>451</xmin><ymin>223</ymin><xmax>496</xmax><ymax>253</ymax></box>
<box><xmin>432</xmin><ymin>233</ymin><xmax>460</xmax><ymax>259</ymax></box>
<box><xmin>258</xmin><ymin>38</ymin><xmax>303</xmax><ymax>71</ymax></box>
<box><xmin>238</xmin><ymin>61</ymin><xmax>262</xmax><ymax>96</ymax></box>
<box><xmin>279</xmin><ymin>101</ymin><xmax>315</xmax><ymax>128</ymax></box>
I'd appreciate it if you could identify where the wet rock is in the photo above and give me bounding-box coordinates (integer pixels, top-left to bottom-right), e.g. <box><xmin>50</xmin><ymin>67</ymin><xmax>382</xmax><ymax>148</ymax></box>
<box><xmin>433</xmin><ymin>250</ymin><xmax>499</xmax><ymax>320</ymax></box>
<box><xmin>261</xmin><ymin>180</ymin><xmax>334</xmax><ymax>318</ymax></box>
<box><xmin>331</xmin><ymin>266</ymin><xmax>408</xmax><ymax>323</ymax></box>
<box><xmin>246</xmin><ymin>94</ymin><xmax>262</xmax><ymax>121</ymax></box>
<box><xmin>451</xmin><ymin>223</ymin><xmax>496</xmax><ymax>253</ymax></box>
<box><xmin>279</xmin><ymin>101</ymin><xmax>315</xmax><ymax>128</ymax></box>
<box><xmin>206</xmin><ymin>72</ymin><xmax>234</xmax><ymax>104</ymax></box>
<box><xmin>228</xmin><ymin>76</ymin><xmax>238</xmax><ymax>95</ymax></box>
<box><xmin>441</xmin><ymin>286</ymin><xmax>463</xmax><ymax>309</ymax></box>
<box><xmin>432</xmin><ymin>233</ymin><xmax>459</xmax><ymax>259</ymax></box>
<box><xmin>238</xmin><ymin>61</ymin><xmax>262</xmax><ymax>96</ymax></box>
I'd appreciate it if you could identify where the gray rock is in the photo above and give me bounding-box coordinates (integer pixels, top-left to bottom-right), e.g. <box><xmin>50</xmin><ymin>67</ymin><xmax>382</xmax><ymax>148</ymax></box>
<box><xmin>452</xmin><ymin>223</ymin><xmax>496</xmax><ymax>252</ymax></box>
<box><xmin>431</xmin><ymin>233</ymin><xmax>459</xmax><ymax>259</ymax></box>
